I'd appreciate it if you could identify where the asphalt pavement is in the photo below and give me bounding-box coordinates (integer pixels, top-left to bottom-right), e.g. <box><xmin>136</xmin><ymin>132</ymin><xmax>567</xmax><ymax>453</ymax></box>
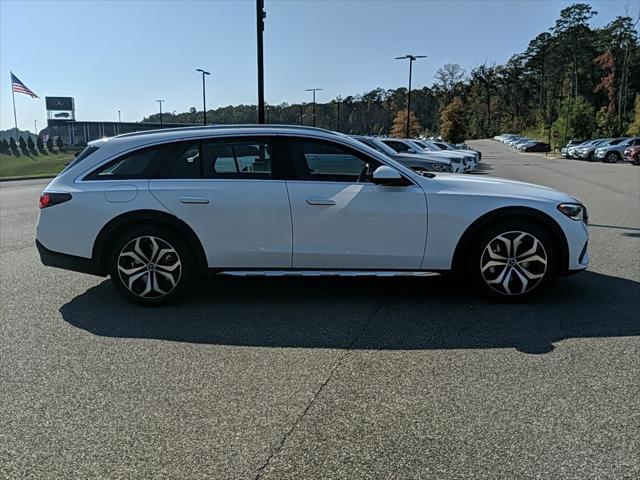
<box><xmin>1</xmin><ymin>140</ymin><xmax>639</xmax><ymax>479</ymax></box>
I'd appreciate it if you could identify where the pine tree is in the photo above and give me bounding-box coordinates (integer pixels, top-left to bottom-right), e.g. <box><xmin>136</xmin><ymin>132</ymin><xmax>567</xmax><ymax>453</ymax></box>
<box><xmin>9</xmin><ymin>137</ymin><xmax>18</xmax><ymax>154</ymax></box>
<box><xmin>0</xmin><ymin>139</ymin><xmax>9</xmax><ymax>154</ymax></box>
<box><xmin>27</xmin><ymin>136</ymin><xmax>36</xmax><ymax>151</ymax></box>
<box><xmin>390</xmin><ymin>110</ymin><xmax>423</xmax><ymax>137</ymax></box>
<box><xmin>37</xmin><ymin>136</ymin><xmax>45</xmax><ymax>152</ymax></box>
<box><xmin>56</xmin><ymin>136</ymin><xmax>64</xmax><ymax>149</ymax></box>
<box><xmin>18</xmin><ymin>136</ymin><xmax>27</xmax><ymax>152</ymax></box>
<box><xmin>46</xmin><ymin>137</ymin><xmax>54</xmax><ymax>152</ymax></box>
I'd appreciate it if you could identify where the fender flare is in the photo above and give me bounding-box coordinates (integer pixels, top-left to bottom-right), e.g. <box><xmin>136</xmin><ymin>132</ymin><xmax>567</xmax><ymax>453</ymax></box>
<box><xmin>92</xmin><ymin>210</ymin><xmax>208</xmax><ymax>274</ymax></box>
<box><xmin>451</xmin><ymin>206</ymin><xmax>569</xmax><ymax>275</ymax></box>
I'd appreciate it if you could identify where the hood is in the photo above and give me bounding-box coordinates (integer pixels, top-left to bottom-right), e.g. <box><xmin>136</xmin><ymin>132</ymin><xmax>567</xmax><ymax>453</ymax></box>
<box><xmin>428</xmin><ymin>174</ymin><xmax>578</xmax><ymax>203</ymax></box>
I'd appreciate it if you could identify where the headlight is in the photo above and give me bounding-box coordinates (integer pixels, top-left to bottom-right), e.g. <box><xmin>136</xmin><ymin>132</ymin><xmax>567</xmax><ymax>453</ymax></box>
<box><xmin>558</xmin><ymin>203</ymin><xmax>588</xmax><ymax>223</ymax></box>
<box><xmin>426</xmin><ymin>163</ymin><xmax>448</xmax><ymax>172</ymax></box>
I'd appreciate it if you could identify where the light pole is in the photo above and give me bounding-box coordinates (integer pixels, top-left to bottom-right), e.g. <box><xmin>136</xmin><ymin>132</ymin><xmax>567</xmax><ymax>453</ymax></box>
<box><xmin>299</xmin><ymin>103</ymin><xmax>304</xmax><ymax>125</ymax></box>
<box><xmin>335</xmin><ymin>96</ymin><xmax>342</xmax><ymax>132</ymax></box>
<box><xmin>156</xmin><ymin>100</ymin><xmax>165</xmax><ymax>125</ymax></box>
<box><xmin>118</xmin><ymin>110</ymin><xmax>121</xmax><ymax>123</ymax></box>
<box><xmin>395</xmin><ymin>54</ymin><xmax>426</xmax><ymax>137</ymax></box>
<box><xmin>266</xmin><ymin>105</ymin><xmax>270</xmax><ymax>124</ymax></box>
<box><xmin>256</xmin><ymin>0</ymin><xmax>266</xmax><ymax>124</ymax></box>
<box><xmin>305</xmin><ymin>88</ymin><xmax>323</xmax><ymax>127</ymax></box>
<box><xmin>196</xmin><ymin>69</ymin><xmax>211</xmax><ymax>125</ymax></box>
<box><xmin>34</xmin><ymin>120</ymin><xmax>38</xmax><ymax>135</ymax></box>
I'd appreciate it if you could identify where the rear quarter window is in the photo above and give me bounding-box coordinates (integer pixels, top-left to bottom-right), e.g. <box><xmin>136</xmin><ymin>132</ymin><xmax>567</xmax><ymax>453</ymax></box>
<box><xmin>84</xmin><ymin>144</ymin><xmax>171</xmax><ymax>180</ymax></box>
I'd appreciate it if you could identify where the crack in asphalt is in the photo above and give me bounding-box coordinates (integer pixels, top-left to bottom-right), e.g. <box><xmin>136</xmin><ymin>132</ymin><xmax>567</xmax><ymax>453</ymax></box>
<box><xmin>253</xmin><ymin>305</ymin><xmax>384</xmax><ymax>480</ymax></box>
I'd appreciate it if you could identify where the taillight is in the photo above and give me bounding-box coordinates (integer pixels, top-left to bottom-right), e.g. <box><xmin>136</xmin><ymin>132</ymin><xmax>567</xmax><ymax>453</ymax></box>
<box><xmin>39</xmin><ymin>192</ymin><xmax>72</xmax><ymax>209</ymax></box>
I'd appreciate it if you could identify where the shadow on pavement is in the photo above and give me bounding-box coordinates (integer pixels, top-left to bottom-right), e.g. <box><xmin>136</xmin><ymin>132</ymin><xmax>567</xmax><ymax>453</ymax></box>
<box><xmin>60</xmin><ymin>271</ymin><xmax>639</xmax><ymax>355</ymax></box>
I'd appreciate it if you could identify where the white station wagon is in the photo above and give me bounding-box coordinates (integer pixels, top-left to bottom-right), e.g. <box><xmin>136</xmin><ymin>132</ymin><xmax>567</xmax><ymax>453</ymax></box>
<box><xmin>36</xmin><ymin>125</ymin><xmax>589</xmax><ymax>305</ymax></box>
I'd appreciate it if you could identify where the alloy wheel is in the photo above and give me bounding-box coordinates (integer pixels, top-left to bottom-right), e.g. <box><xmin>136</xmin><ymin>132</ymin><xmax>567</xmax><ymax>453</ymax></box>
<box><xmin>480</xmin><ymin>231</ymin><xmax>548</xmax><ymax>296</ymax></box>
<box><xmin>117</xmin><ymin>236</ymin><xmax>182</xmax><ymax>298</ymax></box>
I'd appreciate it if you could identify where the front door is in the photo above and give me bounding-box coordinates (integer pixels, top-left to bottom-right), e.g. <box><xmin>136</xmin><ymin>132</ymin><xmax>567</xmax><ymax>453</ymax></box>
<box><xmin>285</xmin><ymin>137</ymin><xmax>428</xmax><ymax>270</ymax></box>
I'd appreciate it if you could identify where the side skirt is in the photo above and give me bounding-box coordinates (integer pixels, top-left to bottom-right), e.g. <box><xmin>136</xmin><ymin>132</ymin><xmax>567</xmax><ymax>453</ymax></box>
<box><xmin>217</xmin><ymin>270</ymin><xmax>441</xmax><ymax>277</ymax></box>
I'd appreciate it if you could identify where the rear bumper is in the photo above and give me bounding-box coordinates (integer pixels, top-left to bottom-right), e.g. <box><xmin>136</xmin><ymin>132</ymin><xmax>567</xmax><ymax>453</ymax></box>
<box><xmin>36</xmin><ymin>240</ymin><xmax>105</xmax><ymax>276</ymax></box>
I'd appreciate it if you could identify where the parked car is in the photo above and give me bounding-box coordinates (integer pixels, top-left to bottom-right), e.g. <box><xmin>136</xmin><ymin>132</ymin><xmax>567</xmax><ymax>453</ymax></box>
<box><xmin>409</xmin><ymin>139</ymin><xmax>478</xmax><ymax>172</ymax></box>
<box><xmin>623</xmin><ymin>145</ymin><xmax>640</xmax><ymax>165</ymax></box>
<box><xmin>379</xmin><ymin>138</ymin><xmax>473</xmax><ymax>172</ymax></box>
<box><xmin>594</xmin><ymin>138</ymin><xmax>637</xmax><ymax>163</ymax></box>
<box><xmin>36</xmin><ymin>125</ymin><xmax>589</xmax><ymax>305</ymax></box>
<box><xmin>352</xmin><ymin>136</ymin><xmax>453</xmax><ymax>173</ymax></box>
<box><xmin>430</xmin><ymin>140</ymin><xmax>482</xmax><ymax>161</ymax></box>
<box><xmin>561</xmin><ymin>140</ymin><xmax>585</xmax><ymax>159</ymax></box>
<box><xmin>520</xmin><ymin>141</ymin><xmax>551</xmax><ymax>153</ymax></box>
<box><xmin>574</xmin><ymin>139</ymin><xmax>609</xmax><ymax>161</ymax></box>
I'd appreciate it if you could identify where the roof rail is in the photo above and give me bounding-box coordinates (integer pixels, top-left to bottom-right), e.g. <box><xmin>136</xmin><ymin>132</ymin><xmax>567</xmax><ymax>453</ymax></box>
<box><xmin>114</xmin><ymin>124</ymin><xmax>340</xmax><ymax>139</ymax></box>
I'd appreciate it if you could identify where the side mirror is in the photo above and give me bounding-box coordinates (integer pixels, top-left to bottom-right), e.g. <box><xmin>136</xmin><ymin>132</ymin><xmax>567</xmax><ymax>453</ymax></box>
<box><xmin>407</xmin><ymin>148</ymin><xmax>416</xmax><ymax>154</ymax></box>
<box><xmin>372</xmin><ymin>166</ymin><xmax>403</xmax><ymax>186</ymax></box>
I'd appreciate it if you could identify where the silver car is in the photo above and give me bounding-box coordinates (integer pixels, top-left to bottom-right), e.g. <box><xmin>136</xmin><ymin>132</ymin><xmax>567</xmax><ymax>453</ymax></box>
<box><xmin>594</xmin><ymin>138</ymin><xmax>638</xmax><ymax>163</ymax></box>
<box><xmin>353</xmin><ymin>136</ymin><xmax>454</xmax><ymax>173</ymax></box>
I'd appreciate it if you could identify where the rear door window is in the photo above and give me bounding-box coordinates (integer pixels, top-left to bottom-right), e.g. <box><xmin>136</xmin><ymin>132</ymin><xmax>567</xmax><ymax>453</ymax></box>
<box><xmin>154</xmin><ymin>141</ymin><xmax>201</xmax><ymax>179</ymax></box>
<box><xmin>201</xmin><ymin>138</ymin><xmax>273</xmax><ymax>179</ymax></box>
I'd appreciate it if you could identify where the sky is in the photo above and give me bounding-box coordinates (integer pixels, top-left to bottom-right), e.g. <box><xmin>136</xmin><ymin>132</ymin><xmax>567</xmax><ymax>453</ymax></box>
<box><xmin>1</xmin><ymin>0</ymin><xmax>637</xmax><ymax>132</ymax></box>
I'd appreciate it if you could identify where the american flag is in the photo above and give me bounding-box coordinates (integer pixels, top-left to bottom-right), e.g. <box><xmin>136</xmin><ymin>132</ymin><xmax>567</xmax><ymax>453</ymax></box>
<box><xmin>11</xmin><ymin>72</ymin><xmax>39</xmax><ymax>98</ymax></box>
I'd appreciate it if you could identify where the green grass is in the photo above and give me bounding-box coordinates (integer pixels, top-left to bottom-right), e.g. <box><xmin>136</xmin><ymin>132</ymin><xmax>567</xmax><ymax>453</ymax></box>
<box><xmin>0</xmin><ymin>151</ymin><xmax>74</xmax><ymax>179</ymax></box>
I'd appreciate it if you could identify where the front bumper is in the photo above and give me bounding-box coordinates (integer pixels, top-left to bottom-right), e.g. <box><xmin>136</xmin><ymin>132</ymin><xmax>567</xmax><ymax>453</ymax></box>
<box><xmin>36</xmin><ymin>240</ymin><xmax>105</xmax><ymax>276</ymax></box>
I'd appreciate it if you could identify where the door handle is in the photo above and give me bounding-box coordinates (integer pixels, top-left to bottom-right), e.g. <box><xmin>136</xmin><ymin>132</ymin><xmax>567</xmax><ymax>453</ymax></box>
<box><xmin>306</xmin><ymin>198</ymin><xmax>336</xmax><ymax>206</ymax></box>
<box><xmin>179</xmin><ymin>196</ymin><xmax>210</xmax><ymax>204</ymax></box>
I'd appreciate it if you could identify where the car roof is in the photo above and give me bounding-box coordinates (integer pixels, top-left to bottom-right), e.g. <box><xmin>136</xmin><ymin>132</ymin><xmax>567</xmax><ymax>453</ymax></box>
<box><xmin>90</xmin><ymin>124</ymin><xmax>345</xmax><ymax>149</ymax></box>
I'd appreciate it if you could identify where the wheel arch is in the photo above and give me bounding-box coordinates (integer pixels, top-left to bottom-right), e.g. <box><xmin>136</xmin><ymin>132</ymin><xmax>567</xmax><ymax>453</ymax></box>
<box><xmin>451</xmin><ymin>206</ymin><xmax>569</xmax><ymax>275</ymax></box>
<box><xmin>92</xmin><ymin>209</ymin><xmax>208</xmax><ymax>275</ymax></box>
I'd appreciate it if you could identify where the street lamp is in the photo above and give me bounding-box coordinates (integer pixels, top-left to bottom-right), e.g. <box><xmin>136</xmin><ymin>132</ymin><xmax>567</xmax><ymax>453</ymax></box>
<box><xmin>395</xmin><ymin>54</ymin><xmax>426</xmax><ymax>137</ymax></box>
<box><xmin>299</xmin><ymin>102</ymin><xmax>304</xmax><ymax>125</ymax></box>
<box><xmin>34</xmin><ymin>120</ymin><xmax>38</xmax><ymax>135</ymax></box>
<box><xmin>305</xmin><ymin>88</ymin><xmax>323</xmax><ymax>127</ymax></box>
<box><xmin>195</xmin><ymin>69</ymin><xmax>211</xmax><ymax>125</ymax></box>
<box><xmin>256</xmin><ymin>0</ymin><xmax>266</xmax><ymax>124</ymax></box>
<box><xmin>156</xmin><ymin>100</ymin><xmax>165</xmax><ymax>125</ymax></box>
<box><xmin>335</xmin><ymin>96</ymin><xmax>342</xmax><ymax>132</ymax></box>
<box><xmin>117</xmin><ymin>110</ymin><xmax>121</xmax><ymax>123</ymax></box>
<box><xmin>266</xmin><ymin>105</ymin><xmax>270</xmax><ymax>124</ymax></box>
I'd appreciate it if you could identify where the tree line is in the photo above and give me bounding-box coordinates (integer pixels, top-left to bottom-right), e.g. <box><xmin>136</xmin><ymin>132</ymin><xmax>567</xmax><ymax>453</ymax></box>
<box><xmin>140</xmin><ymin>4</ymin><xmax>639</xmax><ymax>146</ymax></box>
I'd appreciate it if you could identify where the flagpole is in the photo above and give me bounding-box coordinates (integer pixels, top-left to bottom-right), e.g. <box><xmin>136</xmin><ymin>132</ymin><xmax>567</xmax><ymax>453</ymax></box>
<box><xmin>11</xmin><ymin>73</ymin><xmax>18</xmax><ymax>140</ymax></box>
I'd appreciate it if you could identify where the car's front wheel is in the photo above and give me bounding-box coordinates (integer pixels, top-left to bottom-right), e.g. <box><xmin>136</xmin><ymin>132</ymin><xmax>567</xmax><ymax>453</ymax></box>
<box><xmin>108</xmin><ymin>226</ymin><xmax>194</xmax><ymax>306</ymax></box>
<box><xmin>604</xmin><ymin>152</ymin><xmax>619</xmax><ymax>163</ymax></box>
<box><xmin>467</xmin><ymin>220</ymin><xmax>557</xmax><ymax>301</ymax></box>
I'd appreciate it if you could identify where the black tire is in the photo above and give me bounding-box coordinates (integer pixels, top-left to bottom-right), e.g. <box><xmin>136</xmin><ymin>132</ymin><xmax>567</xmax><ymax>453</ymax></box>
<box><xmin>605</xmin><ymin>152</ymin><xmax>619</xmax><ymax>163</ymax></box>
<box><xmin>465</xmin><ymin>219</ymin><xmax>558</xmax><ymax>302</ymax></box>
<box><xmin>108</xmin><ymin>225</ymin><xmax>194</xmax><ymax>306</ymax></box>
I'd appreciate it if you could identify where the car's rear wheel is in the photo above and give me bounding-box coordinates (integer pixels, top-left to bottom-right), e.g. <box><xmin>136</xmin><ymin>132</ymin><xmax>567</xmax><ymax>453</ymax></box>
<box><xmin>467</xmin><ymin>220</ymin><xmax>557</xmax><ymax>301</ymax></box>
<box><xmin>108</xmin><ymin>226</ymin><xmax>194</xmax><ymax>306</ymax></box>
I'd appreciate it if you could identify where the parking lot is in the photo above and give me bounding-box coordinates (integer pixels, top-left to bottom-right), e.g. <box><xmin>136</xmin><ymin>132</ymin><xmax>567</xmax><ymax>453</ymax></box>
<box><xmin>1</xmin><ymin>139</ymin><xmax>638</xmax><ymax>479</ymax></box>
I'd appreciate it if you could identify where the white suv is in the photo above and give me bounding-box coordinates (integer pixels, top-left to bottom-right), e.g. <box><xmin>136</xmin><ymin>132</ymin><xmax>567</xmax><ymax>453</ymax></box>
<box><xmin>36</xmin><ymin>125</ymin><xmax>589</xmax><ymax>305</ymax></box>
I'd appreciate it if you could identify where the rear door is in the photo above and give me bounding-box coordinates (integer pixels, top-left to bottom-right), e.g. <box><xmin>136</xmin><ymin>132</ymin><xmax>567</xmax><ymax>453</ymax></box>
<box><xmin>284</xmin><ymin>137</ymin><xmax>428</xmax><ymax>270</ymax></box>
<box><xmin>149</xmin><ymin>137</ymin><xmax>293</xmax><ymax>268</ymax></box>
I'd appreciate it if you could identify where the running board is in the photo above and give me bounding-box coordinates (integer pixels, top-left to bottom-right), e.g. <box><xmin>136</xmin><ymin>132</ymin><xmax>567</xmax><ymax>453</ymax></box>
<box><xmin>218</xmin><ymin>270</ymin><xmax>440</xmax><ymax>277</ymax></box>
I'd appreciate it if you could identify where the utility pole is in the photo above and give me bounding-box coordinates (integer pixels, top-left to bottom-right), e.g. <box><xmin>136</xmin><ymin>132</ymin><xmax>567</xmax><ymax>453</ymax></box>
<box><xmin>196</xmin><ymin>69</ymin><xmax>211</xmax><ymax>125</ymax></box>
<box><xmin>256</xmin><ymin>0</ymin><xmax>266</xmax><ymax>124</ymax></box>
<box><xmin>118</xmin><ymin>110</ymin><xmax>121</xmax><ymax>123</ymax></box>
<box><xmin>395</xmin><ymin>54</ymin><xmax>426</xmax><ymax>137</ymax></box>
<box><xmin>156</xmin><ymin>100</ymin><xmax>165</xmax><ymax>125</ymax></box>
<box><xmin>299</xmin><ymin>103</ymin><xmax>304</xmax><ymax>125</ymax></box>
<box><xmin>34</xmin><ymin>120</ymin><xmax>38</xmax><ymax>135</ymax></box>
<box><xmin>305</xmin><ymin>88</ymin><xmax>323</xmax><ymax>127</ymax></box>
<box><xmin>335</xmin><ymin>96</ymin><xmax>342</xmax><ymax>132</ymax></box>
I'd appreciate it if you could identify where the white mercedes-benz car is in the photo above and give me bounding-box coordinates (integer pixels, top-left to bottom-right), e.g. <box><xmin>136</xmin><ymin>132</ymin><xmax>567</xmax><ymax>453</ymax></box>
<box><xmin>36</xmin><ymin>125</ymin><xmax>589</xmax><ymax>305</ymax></box>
